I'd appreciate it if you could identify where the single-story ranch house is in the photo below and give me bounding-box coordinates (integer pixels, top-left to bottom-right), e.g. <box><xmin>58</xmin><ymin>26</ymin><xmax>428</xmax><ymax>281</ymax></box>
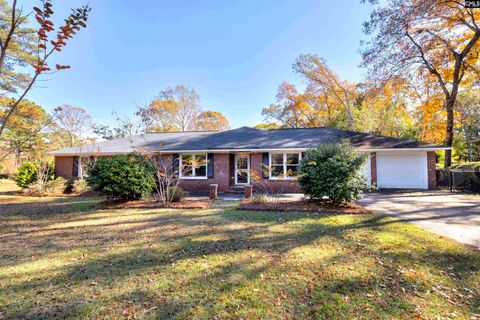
<box><xmin>48</xmin><ymin>126</ymin><xmax>450</xmax><ymax>192</ymax></box>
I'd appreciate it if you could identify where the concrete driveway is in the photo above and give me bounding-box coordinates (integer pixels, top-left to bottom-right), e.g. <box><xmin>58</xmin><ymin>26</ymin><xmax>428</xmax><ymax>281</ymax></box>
<box><xmin>359</xmin><ymin>191</ymin><xmax>480</xmax><ymax>248</ymax></box>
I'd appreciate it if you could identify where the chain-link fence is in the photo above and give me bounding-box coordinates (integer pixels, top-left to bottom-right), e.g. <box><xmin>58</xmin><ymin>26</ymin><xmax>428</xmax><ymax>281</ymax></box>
<box><xmin>437</xmin><ymin>169</ymin><xmax>480</xmax><ymax>193</ymax></box>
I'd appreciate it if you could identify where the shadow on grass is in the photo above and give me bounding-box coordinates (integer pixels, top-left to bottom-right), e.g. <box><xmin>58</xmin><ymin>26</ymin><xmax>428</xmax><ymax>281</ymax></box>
<box><xmin>1</xmin><ymin>200</ymin><xmax>479</xmax><ymax>319</ymax></box>
<box><xmin>0</xmin><ymin>197</ymin><xmax>100</xmax><ymax>219</ymax></box>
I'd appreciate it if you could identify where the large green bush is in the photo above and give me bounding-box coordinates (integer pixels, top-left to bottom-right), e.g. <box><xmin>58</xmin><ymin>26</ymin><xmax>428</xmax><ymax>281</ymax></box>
<box><xmin>14</xmin><ymin>161</ymin><xmax>54</xmax><ymax>188</ymax></box>
<box><xmin>298</xmin><ymin>142</ymin><xmax>367</xmax><ymax>204</ymax></box>
<box><xmin>14</xmin><ymin>161</ymin><xmax>37</xmax><ymax>188</ymax></box>
<box><xmin>86</xmin><ymin>155</ymin><xmax>155</xmax><ymax>200</ymax></box>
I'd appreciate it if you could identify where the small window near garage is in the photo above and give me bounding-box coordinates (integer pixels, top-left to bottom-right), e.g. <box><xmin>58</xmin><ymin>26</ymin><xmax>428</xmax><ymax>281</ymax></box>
<box><xmin>180</xmin><ymin>154</ymin><xmax>208</xmax><ymax>179</ymax></box>
<box><xmin>269</xmin><ymin>152</ymin><xmax>302</xmax><ymax>179</ymax></box>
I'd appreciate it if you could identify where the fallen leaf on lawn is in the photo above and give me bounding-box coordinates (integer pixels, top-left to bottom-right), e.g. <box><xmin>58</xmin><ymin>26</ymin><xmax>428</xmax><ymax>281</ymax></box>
<box><xmin>144</xmin><ymin>306</ymin><xmax>158</xmax><ymax>313</ymax></box>
<box><xmin>275</xmin><ymin>297</ymin><xmax>281</xmax><ymax>306</ymax></box>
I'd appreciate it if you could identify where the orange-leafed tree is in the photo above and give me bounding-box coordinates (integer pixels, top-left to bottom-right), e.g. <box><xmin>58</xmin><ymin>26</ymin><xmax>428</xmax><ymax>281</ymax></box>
<box><xmin>293</xmin><ymin>54</ymin><xmax>358</xmax><ymax>128</ymax></box>
<box><xmin>0</xmin><ymin>0</ymin><xmax>90</xmax><ymax>139</ymax></box>
<box><xmin>362</xmin><ymin>0</ymin><xmax>480</xmax><ymax>167</ymax></box>
<box><xmin>195</xmin><ymin>111</ymin><xmax>230</xmax><ymax>131</ymax></box>
<box><xmin>137</xmin><ymin>85</ymin><xmax>202</xmax><ymax>132</ymax></box>
<box><xmin>261</xmin><ymin>82</ymin><xmax>316</xmax><ymax>128</ymax></box>
<box><xmin>357</xmin><ymin>79</ymin><xmax>416</xmax><ymax>139</ymax></box>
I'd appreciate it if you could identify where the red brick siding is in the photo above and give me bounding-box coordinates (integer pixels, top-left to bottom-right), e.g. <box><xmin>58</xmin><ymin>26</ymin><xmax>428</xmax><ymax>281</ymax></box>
<box><xmin>370</xmin><ymin>152</ymin><xmax>377</xmax><ymax>186</ymax></box>
<box><xmin>250</xmin><ymin>153</ymin><xmax>301</xmax><ymax>193</ymax></box>
<box><xmin>427</xmin><ymin>151</ymin><xmax>437</xmax><ymax>190</ymax></box>
<box><xmin>179</xmin><ymin>152</ymin><xmax>301</xmax><ymax>193</ymax></box>
<box><xmin>178</xmin><ymin>153</ymin><xmax>231</xmax><ymax>193</ymax></box>
<box><xmin>55</xmin><ymin>156</ymin><xmax>74</xmax><ymax>179</ymax></box>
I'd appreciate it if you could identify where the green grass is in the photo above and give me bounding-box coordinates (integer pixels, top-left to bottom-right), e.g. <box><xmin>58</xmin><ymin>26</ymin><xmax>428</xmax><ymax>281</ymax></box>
<box><xmin>0</xmin><ymin>195</ymin><xmax>479</xmax><ymax>319</ymax></box>
<box><xmin>0</xmin><ymin>179</ymin><xmax>20</xmax><ymax>194</ymax></box>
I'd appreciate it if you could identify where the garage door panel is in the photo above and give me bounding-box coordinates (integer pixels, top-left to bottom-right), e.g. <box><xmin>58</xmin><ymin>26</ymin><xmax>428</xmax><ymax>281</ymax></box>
<box><xmin>377</xmin><ymin>153</ymin><xmax>427</xmax><ymax>189</ymax></box>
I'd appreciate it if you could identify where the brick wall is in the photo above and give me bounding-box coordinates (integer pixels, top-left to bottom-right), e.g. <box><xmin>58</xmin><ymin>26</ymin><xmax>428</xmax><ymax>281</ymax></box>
<box><xmin>370</xmin><ymin>152</ymin><xmax>377</xmax><ymax>186</ymax></box>
<box><xmin>427</xmin><ymin>151</ymin><xmax>437</xmax><ymax>190</ymax></box>
<box><xmin>178</xmin><ymin>153</ymin><xmax>231</xmax><ymax>193</ymax></box>
<box><xmin>250</xmin><ymin>153</ymin><xmax>301</xmax><ymax>193</ymax></box>
<box><xmin>55</xmin><ymin>156</ymin><xmax>74</xmax><ymax>179</ymax></box>
<box><xmin>179</xmin><ymin>152</ymin><xmax>301</xmax><ymax>193</ymax></box>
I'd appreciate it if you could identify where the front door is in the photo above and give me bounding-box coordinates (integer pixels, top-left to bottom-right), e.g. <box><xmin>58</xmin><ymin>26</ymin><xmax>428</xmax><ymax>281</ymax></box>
<box><xmin>235</xmin><ymin>154</ymin><xmax>250</xmax><ymax>185</ymax></box>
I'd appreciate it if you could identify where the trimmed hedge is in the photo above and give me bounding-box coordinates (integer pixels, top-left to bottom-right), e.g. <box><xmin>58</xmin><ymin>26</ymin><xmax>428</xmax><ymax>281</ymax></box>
<box><xmin>86</xmin><ymin>154</ymin><xmax>155</xmax><ymax>200</ymax></box>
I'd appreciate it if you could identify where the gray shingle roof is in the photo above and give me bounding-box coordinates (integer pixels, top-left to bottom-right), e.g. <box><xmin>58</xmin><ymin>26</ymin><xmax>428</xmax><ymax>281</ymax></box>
<box><xmin>47</xmin><ymin>126</ymin><xmax>448</xmax><ymax>156</ymax></box>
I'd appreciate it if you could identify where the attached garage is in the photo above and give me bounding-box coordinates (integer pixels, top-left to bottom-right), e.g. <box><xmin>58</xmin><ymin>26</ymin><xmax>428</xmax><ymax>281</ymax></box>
<box><xmin>376</xmin><ymin>152</ymin><xmax>428</xmax><ymax>189</ymax></box>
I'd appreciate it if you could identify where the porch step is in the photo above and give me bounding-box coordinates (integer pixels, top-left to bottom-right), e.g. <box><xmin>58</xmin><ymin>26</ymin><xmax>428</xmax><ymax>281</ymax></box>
<box><xmin>225</xmin><ymin>186</ymin><xmax>246</xmax><ymax>194</ymax></box>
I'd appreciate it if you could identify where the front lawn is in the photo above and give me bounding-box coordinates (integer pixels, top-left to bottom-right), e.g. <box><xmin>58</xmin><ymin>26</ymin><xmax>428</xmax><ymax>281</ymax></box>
<box><xmin>0</xmin><ymin>195</ymin><xmax>479</xmax><ymax>319</ymax></box>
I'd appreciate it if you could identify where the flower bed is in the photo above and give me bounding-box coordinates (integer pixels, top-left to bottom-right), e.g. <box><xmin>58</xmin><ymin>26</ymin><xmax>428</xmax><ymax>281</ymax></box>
<box><xmin>96</xmin><ymin>199</ymin><xmax>212</xmax><ymax>210</ymax></box>
<box><xmin>239</xmin><ymin>199</ymin><xmax>369</xmax><ymax>215</ymax></box>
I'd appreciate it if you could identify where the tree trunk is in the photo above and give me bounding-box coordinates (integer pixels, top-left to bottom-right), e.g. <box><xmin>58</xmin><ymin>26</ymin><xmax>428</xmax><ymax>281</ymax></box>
<box><xmin>444</xmin><ymin>98</ymin><xmax>455</xmax><ymax>168</ymax></box>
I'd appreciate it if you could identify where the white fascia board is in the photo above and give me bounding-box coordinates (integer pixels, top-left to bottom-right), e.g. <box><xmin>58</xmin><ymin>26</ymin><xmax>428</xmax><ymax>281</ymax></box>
<box><xmin>156</xmin><ymin>148</ymin><xmax>308</xmax><ymax>153</ymax></box>
<box><xmin>157</xmin><ymin>147</ymin><xmax>451</xmax><ymax>153</ymax></box>
<box><xmin>47</xmin><ymin>147</ymin><xmax>451</xmax><ymax>157</ymax></box>
<box><xmin>360</xmin><ymin>147</ymin><xmax>452</xmax><ymax>152</ymax></box>
<box><xmin>46</xmin><ymin>151</ymin><xmax>133</xmax><ymax>157</ymax></box>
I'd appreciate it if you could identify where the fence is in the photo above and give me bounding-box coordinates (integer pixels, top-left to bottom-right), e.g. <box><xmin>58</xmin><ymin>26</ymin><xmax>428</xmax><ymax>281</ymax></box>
<box><xmin>437</xmin><ymin>168</ymin><xmax>480</xmax><ymax>193</ymax></box>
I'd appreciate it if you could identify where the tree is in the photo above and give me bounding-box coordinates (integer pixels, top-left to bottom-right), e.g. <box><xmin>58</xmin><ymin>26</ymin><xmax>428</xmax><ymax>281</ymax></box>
<box><xmin>361</xmin><ymin>0</ymin><xmax>480</xmax><ymax>167</ymax></box>
<box><xmin>0</xmin><ymin>0</ymin><xmax>90</xmax><ymax>139</ymax></box>
<box><xmin>141</xmin><ymin>152</ymin><xmax>185</xmax><ymax>207</ymax></box>
<box><xmin>92</xmin><ymin>112</ymin><xmax>143</xmax><ymax>140</ymax></box>
<box><xmin>456</xmin><ymin>88</ymin><xmax>480</xmax><ymax>162</ymax></box>
<box><xmin>356</xmin><ymin>80</ymin><xmax>416</xmax><ymax>139</ymax></box>
<box><xmin>0</xmin><ymin>98</ymin><xmax>51</xmax><ymax>167</ymax></box>
<box><xmin>293</xmin><ymin>54</ymin><xmax>357</xmax><ymax>127</ymax></box>
<box><xmin>54</xmin><ymin>105</ymin><xmax>92</xmax><ymax>147</ymax></box>
<box><xmin>0</xmin><ymin>0</ymin><xmax>35</xmax><ymax>96</ymax></box>
<box><xmin>138</xmin><ymin>85</ymin><xmax>202</xmax><ymax>132</ymax></box>
<box><xmin>262</xmin><ymin>82</ymin><xmax>316</xmax><ymax>128</ymax></box>
<box><xmin>253</xmin><ymin>123</ymin><xmax>280</xmax><ymax>130</ymax></box>
<box><xmin>195</xmin><ymin>110</ymin><xmax>229</xmax><ymax>131</ymax></box>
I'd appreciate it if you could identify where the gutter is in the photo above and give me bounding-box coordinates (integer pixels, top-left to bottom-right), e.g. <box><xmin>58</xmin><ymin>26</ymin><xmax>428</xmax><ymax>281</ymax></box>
<box><xmin>47</xmin><ymin>146</ymin><xmax>452</xmax><ymax>157</ymax></box>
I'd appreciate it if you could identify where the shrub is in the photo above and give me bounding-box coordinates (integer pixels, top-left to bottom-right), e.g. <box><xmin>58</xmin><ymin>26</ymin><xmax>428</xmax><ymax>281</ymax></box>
<box><xmin>298</xmin><ymin>142</ymin><xmax>367</xmax><ymax>204</ymax></box>
<box><xmin>252</xmin><ymin>194</ymin><xmax>269</xmax><ymax>203</ymax></box>
<box><xmin>24</xmin><ymin>177</ymin><xmax>67</xmax><ymax>196</ymax></box>
<box><xmin>14</xmin><ymin>161</ymin><xmax>54</xmax><ymax>188</ymax></box>
<box><xmin>72</xmin><ymin>178</ymin><xmax>91</xmax><ymax>194</ymax></box>
<box><xmin>14</xmin><ymin>161</ymin><xmax>38</xmax><ymax>188</ymax></box>
<box><xmin>168</xmin><ymin>186</ymin><xmax>187</xmax><ymax>202</ymax></box>
<box><xmin>86</xmin><ymin>155</ymin><xmax>155</xmax><ymax>200</ymax></box>
<box><xmin>25</xmin><ymin>181</ymin><xmax>46</xmax><ymax>196</ymax></box>
<box><xmin>47</xmin><ymin>177</ymin><xmax>68</xmax><ymax>194</ymax></box>
<box><xmin>451</xmin><ymin>162</ymin><xmax>480</xmax><ymax>171</ymax></box>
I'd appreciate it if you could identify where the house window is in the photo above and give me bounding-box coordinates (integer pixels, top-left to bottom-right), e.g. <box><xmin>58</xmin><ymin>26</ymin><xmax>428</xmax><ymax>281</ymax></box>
<box><xmin>74</xmin><ymin>157</ymin><xmax>92</xmax><ymax>178</ymax></box>
<box><xmin>180</xmin><ymin>153</ymin><xmax>208</xmax><ymax>179</ymax></box>
<box><xmin>269</xmin><ymin>152</ymin><xmax>302</xmax><ymax>179</ymax></box>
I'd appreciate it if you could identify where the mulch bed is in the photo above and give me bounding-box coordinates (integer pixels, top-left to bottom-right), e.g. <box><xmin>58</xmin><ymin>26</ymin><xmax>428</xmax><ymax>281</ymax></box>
<box><xmin>96</xmin><ymin>199</ymin><xmax>212</xmax><ymax>210</ymax></box>
<box><xmin>238</xmin><ymin>199</ymin><xmax>370</xmax><ymax>215</ymax></box>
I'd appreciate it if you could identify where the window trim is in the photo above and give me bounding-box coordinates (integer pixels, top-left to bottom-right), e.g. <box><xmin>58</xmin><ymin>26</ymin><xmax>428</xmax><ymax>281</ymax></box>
<box><xmin>179</xmin><ymin>153</ymin><xmax>208</xmax><ymax>180</ymax></box>
<box><xmin>268</xmin><ymin>152</ymin><xmax>302</xmax><ymax>180</ymax></box>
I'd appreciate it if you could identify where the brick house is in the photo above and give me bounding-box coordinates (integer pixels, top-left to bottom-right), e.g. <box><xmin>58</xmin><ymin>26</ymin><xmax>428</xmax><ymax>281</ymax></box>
<box><xmin>48</xmin><ymin>126</ymin><xmax>449</xmax><ymax>193</ymax></box>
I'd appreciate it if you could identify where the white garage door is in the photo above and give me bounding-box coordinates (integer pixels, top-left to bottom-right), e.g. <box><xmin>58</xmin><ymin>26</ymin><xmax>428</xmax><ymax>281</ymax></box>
<box><xmin>377</xmin><ymin>153</ymin><xmax>428</xmax><ymax>189</ymax></box>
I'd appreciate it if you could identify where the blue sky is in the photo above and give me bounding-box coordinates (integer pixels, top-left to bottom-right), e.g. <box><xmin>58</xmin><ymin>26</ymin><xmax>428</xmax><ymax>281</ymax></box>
<box><xmin>21</xmin><ymin>0</ymin><xmax>371</xmax><ymax>129</ymax></box>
